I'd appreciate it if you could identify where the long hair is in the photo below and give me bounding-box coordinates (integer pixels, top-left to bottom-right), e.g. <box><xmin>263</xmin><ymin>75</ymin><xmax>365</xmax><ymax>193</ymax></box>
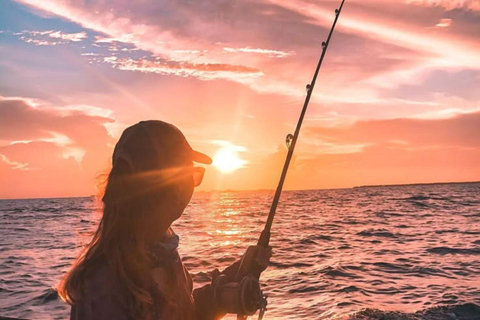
<box><xmin>57</xmin><ymin>160</ymin><xmax>181</xmax><ymax>319</ymax></box>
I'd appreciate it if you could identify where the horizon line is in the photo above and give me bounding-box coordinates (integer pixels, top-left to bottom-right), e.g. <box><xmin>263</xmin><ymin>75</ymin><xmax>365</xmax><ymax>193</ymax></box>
<box><xmin>1</xmin><ymin>180</ymin><xmax>479</xmax><ymax>201</ymax></box>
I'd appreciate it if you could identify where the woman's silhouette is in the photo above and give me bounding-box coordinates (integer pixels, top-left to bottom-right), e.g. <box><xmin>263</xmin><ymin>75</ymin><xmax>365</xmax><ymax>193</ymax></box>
<box><xmin>57</xmin><ymin>120</ymin><xmax>271</xmax><ymax>320</ymax></box>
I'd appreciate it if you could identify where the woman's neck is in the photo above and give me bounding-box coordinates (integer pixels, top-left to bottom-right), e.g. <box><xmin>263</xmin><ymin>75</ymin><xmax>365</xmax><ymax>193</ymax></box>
<box><xmin>145</xmin><ymin>225</ymin><xmax>171</xmax><ymax>245</ymax></box>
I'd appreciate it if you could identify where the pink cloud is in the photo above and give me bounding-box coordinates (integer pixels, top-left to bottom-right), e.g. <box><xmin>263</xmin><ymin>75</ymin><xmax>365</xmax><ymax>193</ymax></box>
<box><xmin>101</xmin><ymin>56</ymin><xmax>263</xmax><ymax>81</ymax></box>
<box><xmin>305</xmin><ymin>110</ymin><xmax>480</xmax><ymax>149</ymax></box>
<box><xmin>435</xmin><ymin>18</ymin><xmax>452</xmax><ymax>27</ymax></box>
<box><xmin>0</xmin><ymin>96</ymin><xmax>114</xmax><ymax>141</ymax></box>
<box><xmin>406</xmin><ymin>0</ymin><xmax>480</xmax><ymax>11</ymax></box>
<box><xmin>14</xmin><ymin>0</ymin><xmax>480</xmax><ymax>120</ymax></box>
<box><xmin>223</xmin><ymin>47</ymin><xmax>292</xmax><ymax>58</ymax></box>
<box><xmin>266</xmin><ymin>0</ymin><xmax>480</xmax><ymax>69</ymax></box>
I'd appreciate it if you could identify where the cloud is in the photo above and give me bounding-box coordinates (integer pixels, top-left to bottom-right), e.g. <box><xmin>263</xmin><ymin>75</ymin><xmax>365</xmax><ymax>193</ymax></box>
<box><xmin>1</xmin><ymin>0</ymin><xmax>479</xmax><ymax>197</ymax></box>
<box><xmin>223</xmin><ymin>47</ymin><xmax>292</xmax><ymax>58</ymax></box>
<box><xmin>258</xmin><ymin>0</ymin><xmax>480</xmax><ymax>107</ymax></box>
<box><xmin>95</xmin><ymin>35</ymin><xmax>137</xmax><ymax>44</ymax></box>
<box><xmin>266</xmin><ymin>0</ymin><xmax>480</xmax><ymax>70</ymax></box>
<box><xmin>12</xmin><ymin>30</ymin><xmax>88</xmax><ymax>46</ymax></box>
<box><xmin>11</xmin><ymin>0</ymin><xmax>314</xmax><ymax>95</ymax></box>
<box><xmin>0</xmin><ymin>153</ymin><xmax>30</xmax><ymax>171</ymax></box>
<box><xmin>406</xmin><ymin>0</ymin><xmax>480</xmax><ymax>11</ymax></box>
<box><xmin>19</xmin><ymin>38</ymin><xmax>58</xmax><ymax>46</ymax></box>
<box><xmin>0</xmin><ymin>96</ymin><xmax>119</xmax><ymax>198</ymax></box>
<box><xmin>435</xmin><ymin>18</ymin><xmax>452</xmax><ymax>27</ymax></box>
<box><xmin>388</xmin><ymin>69</ymin><xmax>480</xmax><ymax>101</ymax></box>
<box><xmin>305</xmin><ymin>110</ymin><xmax>480</xmax><ymax>149</ymax></box>
<box><xmin>13</xmin><ymin>0</ymin><xmax>480</xmax><ymax>115</ymax></box>
<box><xmin>15</xmin><ymin>0</ymin><xmax>269</xmax><ymax>62</ymax></box>
<box><xmin>48</xmin><ymin>30</ymin><xmax>87</xmax><ymax>41</ymax></box>
<box><xmin>101</xmin><ymin>56</ymin><xmax>263</xmax><ymax>81</ymax></box>
<box><xmin>0</xmin><ymin>96</ymin><xmax>114</xmax><ymax>143</ymax></box>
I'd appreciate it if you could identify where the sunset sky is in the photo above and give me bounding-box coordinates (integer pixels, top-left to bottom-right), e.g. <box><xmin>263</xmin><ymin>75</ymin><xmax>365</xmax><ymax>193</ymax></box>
<box><xmin>1</xmin><ymin>0</ymin><xmax>479</xmax><ymax>199</ymax></box>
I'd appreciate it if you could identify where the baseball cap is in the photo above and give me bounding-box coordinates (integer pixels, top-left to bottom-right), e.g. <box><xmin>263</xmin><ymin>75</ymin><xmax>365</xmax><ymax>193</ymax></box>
<box><xmin>112</xmin><ymin>120</ymin><xmax>212</xmax><ymax>172</ymax></box>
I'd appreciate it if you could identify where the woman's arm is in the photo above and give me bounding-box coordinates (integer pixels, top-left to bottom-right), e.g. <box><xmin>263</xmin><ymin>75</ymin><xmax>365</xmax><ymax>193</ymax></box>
<box><xmin>193</xmin><ymin>283</ymin><xmax>225</xmax><ymax>320</ymax></box>
<box><xmin>193</xmin><ymin>245</ymin><xmax>272</xmax><ymax>320</ymax></box>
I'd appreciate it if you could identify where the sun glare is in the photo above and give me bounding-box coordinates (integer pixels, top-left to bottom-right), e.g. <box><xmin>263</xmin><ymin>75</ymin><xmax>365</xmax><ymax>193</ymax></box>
<box><xmin>212</xmin><ymin>146</ymin><xmax>246</xmax><ymax>173</ymax></box>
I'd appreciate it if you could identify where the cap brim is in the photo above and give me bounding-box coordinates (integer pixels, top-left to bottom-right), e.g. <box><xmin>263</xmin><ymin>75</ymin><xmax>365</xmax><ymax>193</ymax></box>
<box><xmin>192</xmin><ymin>150</ymin><xmax>213</xmax><ymax>164</ymax></box>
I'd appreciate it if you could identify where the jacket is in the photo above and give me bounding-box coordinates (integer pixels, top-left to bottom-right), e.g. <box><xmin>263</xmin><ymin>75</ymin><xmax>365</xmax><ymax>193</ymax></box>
<box><xmin>70</xmin><ymin>251</ymin><xmax>240</xmax><ymax>320</ymax></box>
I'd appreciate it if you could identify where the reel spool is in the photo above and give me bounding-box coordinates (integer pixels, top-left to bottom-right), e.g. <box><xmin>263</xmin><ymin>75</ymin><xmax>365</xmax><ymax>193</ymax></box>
<box><xmin>213</xmin><ymin>274</ymin><xmax>267</xmax><ymax>316</ymax></box>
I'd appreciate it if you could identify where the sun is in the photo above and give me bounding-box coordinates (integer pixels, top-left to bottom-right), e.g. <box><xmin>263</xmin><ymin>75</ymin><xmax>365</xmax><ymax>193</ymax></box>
<box><xmin>212</xmin><ymin>146</ymin><xmax>246</xmax><ymax>173</ymax></box>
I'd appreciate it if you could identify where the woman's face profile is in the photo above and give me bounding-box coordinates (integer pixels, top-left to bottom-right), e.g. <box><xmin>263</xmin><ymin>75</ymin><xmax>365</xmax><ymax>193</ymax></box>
<box><xmin>173</xmin><ymin>162</ymin><xmax>195</xmax><ymax>216</ymax></box>
<box><xmin>150</xmin><ymin>161</ymin><xmax>196</xmax><ymax>230</ymax></box>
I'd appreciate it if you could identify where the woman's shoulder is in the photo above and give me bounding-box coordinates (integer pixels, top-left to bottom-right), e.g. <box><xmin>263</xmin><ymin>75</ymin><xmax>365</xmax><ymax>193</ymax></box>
<box><xmin>83</xmin><ymin>261</ymin><xmax>121</xmax><ymax>297</ymax></box>
<box><xmin>71</xmin><ymin>261</ymin><xmax>131</xmax><ymax>320</ymax></box>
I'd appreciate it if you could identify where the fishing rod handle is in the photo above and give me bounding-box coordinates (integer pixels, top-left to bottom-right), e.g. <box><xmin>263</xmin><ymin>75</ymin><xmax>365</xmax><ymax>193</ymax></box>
<box><xmin>257</xmin><ymin>229</ymin><xmax>270</xmax><ymax>247</ymax></box>
<box><xmin>234</xmin><ymin>246</ymin><xmax>262</xmax><ymax>281</ymax></box>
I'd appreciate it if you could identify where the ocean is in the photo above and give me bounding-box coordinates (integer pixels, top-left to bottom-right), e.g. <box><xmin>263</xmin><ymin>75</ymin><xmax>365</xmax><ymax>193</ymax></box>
<box><xmin>1</xmin><ymin>183</ymin><xmax>480</xmax><ymax>319</ymax></box>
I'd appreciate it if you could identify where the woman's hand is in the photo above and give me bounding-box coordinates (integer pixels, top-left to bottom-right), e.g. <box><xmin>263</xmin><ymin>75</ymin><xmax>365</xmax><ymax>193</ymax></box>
<box><xmin>246</xmin><ymin>245</ymin><xmax>272</xmax><ymax>274</ymax></box>
<box><xmin>218</xmin><ymin>245</ymin><xmax>273</xmax><ymax>281</ymax></box>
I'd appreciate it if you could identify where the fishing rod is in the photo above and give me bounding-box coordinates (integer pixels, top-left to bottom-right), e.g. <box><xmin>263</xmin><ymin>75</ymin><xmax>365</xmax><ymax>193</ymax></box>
<box><xmin>212</xmin><ymin>1</ymin><xmax>346</xmax><ymax>319</ymax></box>
<box><xmin>258</xmin><ymin>0</ymin><xmax>346</xmax><ymax>249</ymax></box>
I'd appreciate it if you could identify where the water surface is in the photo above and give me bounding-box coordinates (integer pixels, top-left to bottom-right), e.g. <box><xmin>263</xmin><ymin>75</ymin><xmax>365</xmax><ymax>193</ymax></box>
<box><xmin>1</xmin><ymin>183</ymin><xmax>479</xmax><ymax>319</ymax></box>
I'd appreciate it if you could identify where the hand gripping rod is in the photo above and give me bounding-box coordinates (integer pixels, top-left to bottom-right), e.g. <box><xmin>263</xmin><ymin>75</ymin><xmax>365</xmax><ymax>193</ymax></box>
<box><xmin>257</xmin><ymin>0</ymin><xmax>346</xmax><ymax>248</ymax></box>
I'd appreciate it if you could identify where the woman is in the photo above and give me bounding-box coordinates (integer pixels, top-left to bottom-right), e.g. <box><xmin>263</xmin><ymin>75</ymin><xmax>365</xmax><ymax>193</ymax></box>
<box><xmin>58</xmin><ymin>120</ymin><xmax>271</xmax><ymax>320</ymax></box>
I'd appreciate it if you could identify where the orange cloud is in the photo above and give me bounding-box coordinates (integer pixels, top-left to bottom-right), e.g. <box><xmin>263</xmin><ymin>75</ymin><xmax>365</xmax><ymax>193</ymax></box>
<box><xmin>0</xmin><ymin>96</ymin><xmax>116</xmax><ymax>198</ymax></box>
<box><xmin>0</xmin><ymin>154</ymin><xmax>30</xmax><ymax>171</ymax></box>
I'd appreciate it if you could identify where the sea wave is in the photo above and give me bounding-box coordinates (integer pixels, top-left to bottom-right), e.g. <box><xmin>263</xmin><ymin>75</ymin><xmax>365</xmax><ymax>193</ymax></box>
<box><xmin>345</xmin><ymin>303</ymin><xmax>480</xmax><ymax>320</ymax></box>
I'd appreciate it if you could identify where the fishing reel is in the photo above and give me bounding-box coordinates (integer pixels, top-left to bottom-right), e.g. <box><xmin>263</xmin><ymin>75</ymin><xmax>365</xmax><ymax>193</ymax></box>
<box><xmin>212</xmin><ymin>273</ymin><xmax>267</xmax><ymax>319</ymax></box>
